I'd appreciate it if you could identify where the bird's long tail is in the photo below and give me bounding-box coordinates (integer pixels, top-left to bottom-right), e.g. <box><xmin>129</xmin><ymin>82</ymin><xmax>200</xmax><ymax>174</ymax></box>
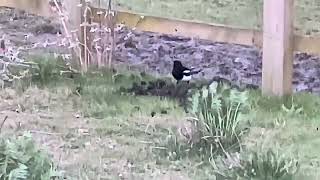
<box><xmin>189</xmin><ymin>69</ymin><xmax>202</xmax><ymax>75</ymax></box>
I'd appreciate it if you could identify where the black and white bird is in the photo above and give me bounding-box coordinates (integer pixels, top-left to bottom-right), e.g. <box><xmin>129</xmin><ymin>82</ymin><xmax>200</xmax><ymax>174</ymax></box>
<box><xmin>171</xmin><ymin>60</ymin><xmax>202</xmax><ymax>84</ymax></box>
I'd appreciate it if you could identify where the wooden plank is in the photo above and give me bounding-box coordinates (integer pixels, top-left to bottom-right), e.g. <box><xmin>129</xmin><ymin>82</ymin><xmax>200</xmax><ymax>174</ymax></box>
<box><xmin>262</xmin><ymin>0</ymin><xmax>294</xmax><ymax>96</ymax></box>
<box><xmin>90</xmin><ymin>8</ymin><xmax>320</xmax><ymax>56</ymax></box>
<box><xmin>0</xmin><ymin>0</ymin><xmax>53</xmax><ymax>17</ymax></box>
<box><xmin>2</xmin><ymin>1</ymin><xmax>320</xmax><ymax>56</ymax></box>
<box><xmin>294</xmin><ymin>35</ymin><xmax>320</xmax><ymax>55</ymax></box>
<box><xmin>90</xmin><ymin>8</ymin><xmax>263</xmax><ymax>48</ymax></box>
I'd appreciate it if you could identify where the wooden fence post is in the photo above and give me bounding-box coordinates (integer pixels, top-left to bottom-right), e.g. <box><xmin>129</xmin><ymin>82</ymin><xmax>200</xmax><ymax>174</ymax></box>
<box><xmin>262</xmin><ymin>0</ymin><xmax>294</xmax><ymax>96</ymax></box>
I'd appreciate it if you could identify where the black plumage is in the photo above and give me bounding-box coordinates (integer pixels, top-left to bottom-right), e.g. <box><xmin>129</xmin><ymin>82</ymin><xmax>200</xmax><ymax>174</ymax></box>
<box><xmin>0</xmin><ymin>40</ymin><xmax>5</xmax><ymax>50</ymax></box>
<box><xmin>171</xmin><ymin>60</ymin><xmax>201</xmax><ymax>84</ymax></box>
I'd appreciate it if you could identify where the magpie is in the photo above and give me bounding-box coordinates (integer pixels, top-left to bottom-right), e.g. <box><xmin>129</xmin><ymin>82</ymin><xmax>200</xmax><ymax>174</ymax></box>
<box><xmin>171</xmin><ymin>60</ymin><xmax>202</xmax><ymax>84</ymax></box>
<box><xmin>0</xmin><ymin>40</ymin><xmax>5</xmax><ymax>56</ymax></box>
<box><xmin>0</xmin><ymin>39</ymin><xmax>5</xmax><ymax>51</ymax></box>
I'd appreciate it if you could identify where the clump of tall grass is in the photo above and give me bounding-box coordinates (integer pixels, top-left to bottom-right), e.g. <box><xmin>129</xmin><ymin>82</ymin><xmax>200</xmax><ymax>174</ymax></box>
<box><xmin>28</xmin><ymin>56</ymin><xmax>69</xmax><ymax>86</ymax></box>
<box><xmin>187</xmin><ymin>82</ymin><xmax>249</xmax><ymax>156</ymax></box>
<box><xmin>154</xmin><ymin>82</ymin><xmax>249</xmax><ymax>161</ymax></box>
<box><xmin>211</xmin><ymin>143</ymin><xmax>300</xmax><ymax>180</ymax></box>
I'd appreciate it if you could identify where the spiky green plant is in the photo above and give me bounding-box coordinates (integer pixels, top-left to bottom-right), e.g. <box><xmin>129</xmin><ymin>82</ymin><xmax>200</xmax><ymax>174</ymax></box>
<box><xmin>240</xmin><ymin>148</ymin><xmax>299</xmax><ymax>180</ymax></box>
<box><xmin>188</xmin><ymin>82</ymin><xmax>249</xmax><ymax>156</ymax></box>
<box><xmin>212</xmin><ymin>144</ymin><xmax>300</xmax><ymax>180</ymax></box>
<box><xmin>28</xmin><ymin>56</ymin><xmax>70</xmax><ymax>87</ymax></box>
<box><xmin>0</xmin><ymin>132</ymin><xmax>63</xmax><ymax>180</ymax></box>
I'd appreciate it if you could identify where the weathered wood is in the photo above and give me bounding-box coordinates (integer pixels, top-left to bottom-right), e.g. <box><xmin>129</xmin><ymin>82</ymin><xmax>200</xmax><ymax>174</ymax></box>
<box><xmin>262</xmin><ymin>0</ymin><xmax>294</xmax><ymax>96</ymax></box>
<box><xmin>1</xmin><ymin>1</ymin><xmax>320</xmax><ymax>56</ymax></box>
<box><xmin>90</xmin><ymin>8</ymin><xmax>320</xmax><ymax>56</ymax></box>
<box><xmin>294</xmin><ymin>35</ymin><xmax>320</xmax><ymax>55</ymax></box>
<box><xmin>0</xmin><ymin>0</ymin><xmax>52</xmax><ymax>17</ymax></box>
<box><xmin>90</xmin><ymin>8</ymin><xmax>263</xmax><ymax>48</ymax></box>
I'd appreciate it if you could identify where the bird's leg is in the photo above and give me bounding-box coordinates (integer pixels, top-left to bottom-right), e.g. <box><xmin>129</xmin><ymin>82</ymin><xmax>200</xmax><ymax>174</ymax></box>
<box><xmin>176</xmin><ymin>80</ymin><xmax>180</xmax><ymax>85</ymax></box>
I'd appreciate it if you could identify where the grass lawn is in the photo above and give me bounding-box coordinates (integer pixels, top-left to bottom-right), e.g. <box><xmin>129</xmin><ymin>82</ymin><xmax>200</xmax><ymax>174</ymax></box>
<box><xmin>1</xmin><ymin>56</ymin><xmax>320</xmax><ymax>179</ymax></box>
<box><xmin>111</xmin><ymin>0</ymin><xmax>320</xmax><ymax>36</ymax></box>
<box><xmin>0</xmin><ymin>1</ymin><xmax>319</xmax><ymax>179</ymax></box>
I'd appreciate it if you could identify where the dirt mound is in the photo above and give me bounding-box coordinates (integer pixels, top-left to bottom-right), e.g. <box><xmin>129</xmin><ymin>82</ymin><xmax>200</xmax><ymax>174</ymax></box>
<box><xmin>121</xmin><ymin>76</ymin><xmax>258</xmax><ymax>98</ymax></box>
<box><xmin>119</xmin><ymin>79</ymin><xmax>198</xmax><ymax>107</ymax></box>
<box><xmin>121</xmin><ymin>79</ymin><xmax>187</xmax><ymax>98</ymax></box>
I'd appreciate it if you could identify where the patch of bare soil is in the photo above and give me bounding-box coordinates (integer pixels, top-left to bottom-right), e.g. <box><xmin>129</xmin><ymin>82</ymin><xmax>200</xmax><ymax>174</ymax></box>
<box><xmin>0</xmin><ymin>7</ymin><xmax>66</xmax><ymax>57</ymax></box>
<box><xmin>120</xmin><ymin>79</ymin><xmax>194</xmax><ymax>106</ymax></box>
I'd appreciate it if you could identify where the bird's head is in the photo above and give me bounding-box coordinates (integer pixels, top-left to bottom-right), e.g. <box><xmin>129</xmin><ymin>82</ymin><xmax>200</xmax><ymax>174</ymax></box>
<box><xmin>173</xmin><ymin>60</ymin><xmax>183</xmax><ymax>68</ymax></box>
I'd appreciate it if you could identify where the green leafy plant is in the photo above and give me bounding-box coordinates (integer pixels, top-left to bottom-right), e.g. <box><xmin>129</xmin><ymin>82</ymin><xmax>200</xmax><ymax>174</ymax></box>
<box><xmin>239</xmin><ymin>148</ymin><xmax>299</xmax><ymax>180</ymax></box>
<box><xmin>188</xmin><ymin>82</ymin><xmax>249</xmax><ymax>156</ymax></box>
<box><xmin>155</xmin><ymin>82</ymin><xmax>249</xmax><ymax>162</ymax></box>
<box><xmin>28</xmin><ymin>56</ymin><xmax>72</xmax><ymax>87</ymax></box>
<box><xmin>281</xmin><ymin>101</ymin><xmax>303</xmax><ymax>116</ymax></box>
<box><xmin>213</xmin><ymin>147</ymin><xmax>299</xmax><ymax>180</ymax></box>
<box><xmin>0</xmin><ymin>132</ymin><xmax>63</xmax><ymax>180</ymax></box>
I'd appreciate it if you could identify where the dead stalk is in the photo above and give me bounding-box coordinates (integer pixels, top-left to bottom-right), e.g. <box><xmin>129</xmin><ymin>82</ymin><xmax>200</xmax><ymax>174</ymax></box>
<box><xmin>83</xmin><ymin>6</ymin><xmax>88</xmax><ymax>71</ymax></box>
<box><xmin>53</xmin><ymin>0</ymin><xmax>117</xmax><ymax>71</ymax></box>
<box><xmin>82</xmin><ymin>1</ymin><xmax>94</xmax><ymax>71</ymax></box>
<box><xmin>98</xmin><ymin>0</ymin><xmax>103</xmax><ymax>68</ymax></box>
<box><xmin>106</xmin><ymin>0</ymin><xmax>115</xmax><ymax>69</ymax></box>
<box><xmin>0</xmin><ymin>116</ymin><xmax>8</xmax><ymax>133</ymax></box>
<box><xmin>52</xmin><ymin>0</ymin><xmax>81</xmax><ymax>61</ymax></box>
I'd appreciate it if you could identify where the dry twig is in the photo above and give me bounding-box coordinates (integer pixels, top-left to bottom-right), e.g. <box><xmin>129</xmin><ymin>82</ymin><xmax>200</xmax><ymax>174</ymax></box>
<box><xmin>0</xmin><ymin>116</ymin><xmax>8</xmax><ymax>133</ymax></box>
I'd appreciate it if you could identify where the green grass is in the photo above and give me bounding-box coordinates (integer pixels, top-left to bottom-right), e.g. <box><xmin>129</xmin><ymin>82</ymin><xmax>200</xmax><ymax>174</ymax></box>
<box><xmin>241</xmin><ymin>90</ymin><xmax>320</xmax><ymax>179</ymax></box>
<box><xmin>17</xmin><ymin>55</ymin><xmax>185</xmax><ymax>120</ymax></box>
<box><xmin>114</xmin><ymin>0</ymin><xmax>320</xmax><ymax>36</ymax></box>
<box><xmin>71</xmin><ymin>69</ymin><xmax>185</xmax><ymax>119</ymax></box>
<box><xmin>75</xmin><ymin>68</ymin><xmax>320</xmax><ymax>179</ymax></box>
<box><xmin>9</xmin><ymin>56</ymin><xmax>320</xmax><ymax>179</ymax></box>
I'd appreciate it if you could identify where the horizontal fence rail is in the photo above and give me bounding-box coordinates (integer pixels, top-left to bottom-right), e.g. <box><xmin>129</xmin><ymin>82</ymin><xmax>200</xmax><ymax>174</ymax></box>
<box><xmin>0</xmin><ymin>0</ymin><xmax>54</xmax><ymax>17</ymax></box>
<box><xmin>91</xmin><ymin>7</ymin><xmax>320</xmax><ymax>56</ymax></box>
<box><xmin>1</xmin><ymin>1</ymin><xmax>319</xmax><ymax>55</ymax></box>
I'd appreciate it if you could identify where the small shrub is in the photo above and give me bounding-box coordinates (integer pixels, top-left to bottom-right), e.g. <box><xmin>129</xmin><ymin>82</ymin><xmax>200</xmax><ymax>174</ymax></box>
<box><xmin>28</xmin><ymin>56</ymin><xmax>72</xmax><ymax>87</ymax></box>
<box><xmin>240</xmin><ymin>149</ymin><xmax>299</xmax><ymax>180</ymax></box>
<box><xmin>212</xmin><ymin>144</ymin><xmax>300</xmax><ymax>180</ymax></box>
<box><xmin>154</xmin><ymin>82</ymin><xmax>249</xmax><ymax>162</ymax></box>
<box><xmin>187</xmin><ymin>82</ymin><xmax>249</xmax><ymax>156</ymax></box>
<box><xmin>0</xmin><ymin>132</ymin><xmax>62</xmax><ymax>180</ymax></box>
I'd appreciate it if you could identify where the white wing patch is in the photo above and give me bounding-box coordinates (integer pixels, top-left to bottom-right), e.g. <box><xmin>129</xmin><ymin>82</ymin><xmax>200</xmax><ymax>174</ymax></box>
<box><xmin>182</xmin><ymin>75</ymin><xmax>192</xmax><ymax>81</ymax></box>
<box><xmin>182</xmin><ymin>70</ymin><xmax>192</xmax><ymax>81</ymax></box>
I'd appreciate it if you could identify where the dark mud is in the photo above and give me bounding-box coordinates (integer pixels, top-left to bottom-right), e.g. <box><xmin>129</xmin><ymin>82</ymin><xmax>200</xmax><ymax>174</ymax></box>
<box><xmin>114</xmin><ymin>27</ymin><xmax>320</xmax><ymax>95</ymax></box>
<box><xmin>1</xmin><ymin>7</ymin><xmax>320</xmax><ymax>95</ymax></box>
<box><xmin>119</xmin><ymin>78</ymin><xmax>208</xmax><ymax>110</ymax></box>
<box><xmin>120</xmin><ymin>79</ymin><xmax>195</xmax><ymax>101</ymax></box>
<box><xmin>119</xmin><ymin>76</ymin><xmax>250</xmax><ymax>109</ymax></box>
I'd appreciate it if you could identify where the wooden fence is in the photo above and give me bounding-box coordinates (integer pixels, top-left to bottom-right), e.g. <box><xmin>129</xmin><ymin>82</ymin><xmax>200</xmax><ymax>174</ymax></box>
<box><xmin>1</xmin><ymin>0</ymin><xmax>319</xmax><ymax>96</ymax></box>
